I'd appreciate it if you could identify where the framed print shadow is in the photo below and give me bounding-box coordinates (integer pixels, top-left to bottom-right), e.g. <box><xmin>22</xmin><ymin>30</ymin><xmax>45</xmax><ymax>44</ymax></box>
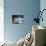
<box><xmin>12</xmin><ymin>15</ymin><xmax>24</xmax><ymax>24</ymax></box>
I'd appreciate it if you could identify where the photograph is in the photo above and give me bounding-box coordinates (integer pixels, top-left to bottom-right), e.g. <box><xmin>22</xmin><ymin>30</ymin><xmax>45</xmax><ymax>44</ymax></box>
<box><xmin>12</xmin><ymin>15</ymin><xmax>24</xmax><ymax>24</ymax></box>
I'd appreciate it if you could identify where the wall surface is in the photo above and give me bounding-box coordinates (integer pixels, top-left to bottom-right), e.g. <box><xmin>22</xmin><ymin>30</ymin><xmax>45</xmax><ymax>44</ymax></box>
<box><xmin>4</xmin><ymin>0</ymin><xmax>40</xmax><ymax>42</ymax></box>
<box><xmin>0</xmin><ymin>0</ymin><xmax>4</xmax><ymax>42</ymax></box>
<box><xmin>40</xmin><ymin>0</ymin><xmax>46</xmax><ymax>27</ymax></box>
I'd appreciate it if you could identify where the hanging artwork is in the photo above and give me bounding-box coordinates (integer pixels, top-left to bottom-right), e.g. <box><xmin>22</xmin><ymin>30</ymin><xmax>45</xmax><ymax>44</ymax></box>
<box><xmin>12</xmin><ymin>15</ymin><xmax>24</xmax><ymax>24</ymax></box>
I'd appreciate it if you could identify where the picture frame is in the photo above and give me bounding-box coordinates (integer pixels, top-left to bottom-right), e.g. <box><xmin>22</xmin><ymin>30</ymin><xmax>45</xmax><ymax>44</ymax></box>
<box><xmin>12</xmin><ymin>15</ymin><xmax>24</xmax><ymax>24</ymax></box>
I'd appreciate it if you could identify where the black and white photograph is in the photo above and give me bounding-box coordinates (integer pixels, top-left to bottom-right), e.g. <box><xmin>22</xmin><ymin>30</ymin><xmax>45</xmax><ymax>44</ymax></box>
<box><xmin>12</xmin><ymin>15</ymin><xmax>24</xmax><ymax>24</ymax></box>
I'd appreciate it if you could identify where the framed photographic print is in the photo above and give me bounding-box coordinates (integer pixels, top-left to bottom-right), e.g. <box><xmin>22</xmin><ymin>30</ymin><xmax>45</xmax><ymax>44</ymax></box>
<box><xmin>12</xmin><ymin>15</ymin><xmax>24</xmax><ymax>24</ymax></box>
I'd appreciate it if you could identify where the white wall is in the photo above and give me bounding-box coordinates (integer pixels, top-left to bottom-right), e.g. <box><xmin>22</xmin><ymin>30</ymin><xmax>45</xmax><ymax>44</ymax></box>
<box><xmin>40</xmin><ymin>0</ymin><xmax>46</xmax><ymax>27</ymax></box>
<box><xmin>0</xmin><ymin>0</ymin><xmax>4</xmax><ymax>42</ymax></box>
